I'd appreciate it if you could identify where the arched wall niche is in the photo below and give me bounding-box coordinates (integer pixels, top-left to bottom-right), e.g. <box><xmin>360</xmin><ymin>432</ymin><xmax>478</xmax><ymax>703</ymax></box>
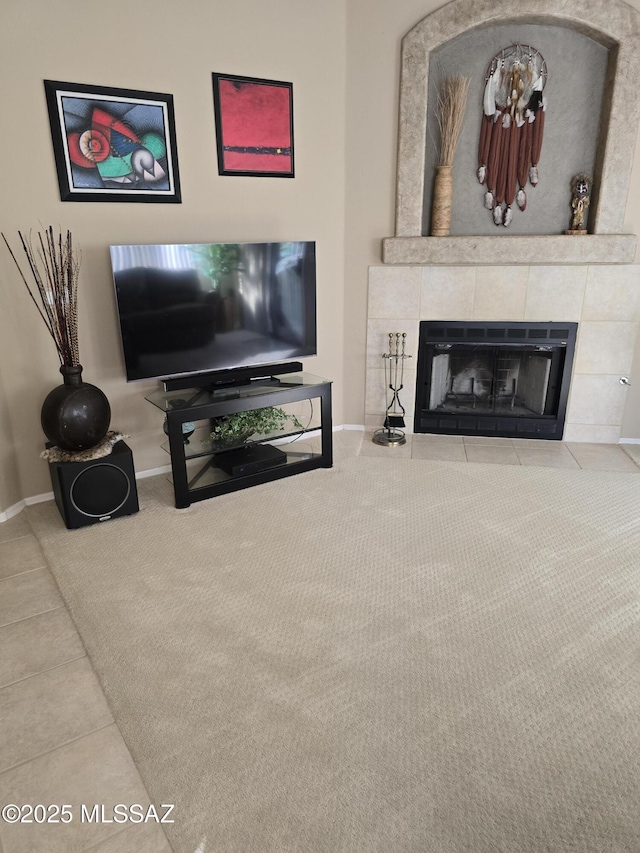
<box><xmin>424</xmin><ymin>24</ymin><xmax>609</xmax><ymax>237</ymax></box>
<box><xmin>384</xmin><ymin>0</ymin><xmax>640</xmax><ymax>264</ymax></box>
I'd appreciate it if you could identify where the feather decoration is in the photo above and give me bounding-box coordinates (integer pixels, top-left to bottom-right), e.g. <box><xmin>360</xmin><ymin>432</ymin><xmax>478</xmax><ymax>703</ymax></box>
<box><xmin>531</xmin><ymin>108</ymin><xmax>545</xmax><ymax>175</ymax></box>
<box><xmin>485</xmin><ymin>110</ymin><xmax>504</xmax><ymax>204</ymax></box>
<box><xmin>517</xmin><ymin>117</ymin><xmax>533</xmax><ymax>189</ymax></box>
<box><xmin>496</xmin><ymin>123</ymin><xmax>509</xmax><ymax>206</ymax></box>
<box><xmin>477</xmin><ymin>113</ymin><xmax>493</xmax><ymax>183</ymax></box>
<box><xmin>483</xmin><ymin>65</ymin><xmax>501</xmax><ymax>116</ymax></box>
<box><xmin>477</xmin><ymin>45</ymin><xmax>547</xmax><ymax>223</ymax></box>
<box><xmin>504</xmin><ymin>118</ymin><xmax>520</xmax><ymax>210</ymax></box>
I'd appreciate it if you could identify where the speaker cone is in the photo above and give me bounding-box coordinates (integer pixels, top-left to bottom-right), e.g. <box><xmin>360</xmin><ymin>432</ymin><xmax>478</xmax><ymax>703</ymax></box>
<box><xmin>69</xmin><ymin>464</ymin><xmax>131</xmax><ymax>517</ymax></box>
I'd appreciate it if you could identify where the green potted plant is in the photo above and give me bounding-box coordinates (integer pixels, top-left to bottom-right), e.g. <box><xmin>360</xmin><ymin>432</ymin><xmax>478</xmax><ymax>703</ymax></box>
<box><xmin>207</xmin><ymin>406</ymin><xmax>303</xmax><ymax>451</ymax></box>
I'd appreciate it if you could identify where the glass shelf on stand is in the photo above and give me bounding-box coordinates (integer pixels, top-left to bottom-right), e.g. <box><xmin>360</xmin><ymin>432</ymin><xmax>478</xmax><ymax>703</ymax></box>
<box><xmin>160</xmin><ymin>419</ymin><xmax>322</xmax><ymax>460</ymax></box>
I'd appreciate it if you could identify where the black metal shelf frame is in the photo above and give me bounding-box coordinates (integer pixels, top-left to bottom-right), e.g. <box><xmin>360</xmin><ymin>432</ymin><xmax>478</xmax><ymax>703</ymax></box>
<box><xmin>149</xmin><ymin>374</ymin><xmax>333</xmax><ymax>508</ymax></box>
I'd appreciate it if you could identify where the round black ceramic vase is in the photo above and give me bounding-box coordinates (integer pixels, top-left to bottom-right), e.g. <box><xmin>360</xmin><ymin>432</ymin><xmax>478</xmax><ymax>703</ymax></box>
<box><xmin>41</xmin><ymin>365</ymin><xmax>111</xmax><ymax>451</ymax></box>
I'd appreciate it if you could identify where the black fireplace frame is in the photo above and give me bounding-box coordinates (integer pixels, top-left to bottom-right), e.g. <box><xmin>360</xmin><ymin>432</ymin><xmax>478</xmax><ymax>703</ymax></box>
<box><xmin>414</xmin><ymin>321</ymin><xmax>578</xmax><ymax>440</ymax></box>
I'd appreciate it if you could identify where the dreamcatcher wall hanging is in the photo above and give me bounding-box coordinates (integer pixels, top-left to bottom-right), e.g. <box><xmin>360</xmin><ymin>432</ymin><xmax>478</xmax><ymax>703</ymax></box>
<box><xmin>477</xmin><ymin>45</ymin><xmax>547</xmax><ymax>227</ymax></box>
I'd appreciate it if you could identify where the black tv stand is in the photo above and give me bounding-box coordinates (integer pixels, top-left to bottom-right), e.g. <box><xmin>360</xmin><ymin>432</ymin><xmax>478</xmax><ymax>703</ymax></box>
<box><xmin>145</xmin><ymin>372</ymin><xmax>333</xmax><ymax>508</ymax></box>
<box><xmin>163</xmin><ymin>361</ymin><xmax>303</xmax><ymax>393</ymax></box>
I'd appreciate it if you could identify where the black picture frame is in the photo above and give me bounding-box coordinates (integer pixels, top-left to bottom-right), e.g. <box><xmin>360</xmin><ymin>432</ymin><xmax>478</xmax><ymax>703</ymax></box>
<box><xmin>212</xmin><ymin>73</ymin><xmax>294</xmax><ymax>178</ymax></box>
<box><xmin>44</xmin><ymin>80</ymin><xmax>181</xmax><ymax>203</ymax></box>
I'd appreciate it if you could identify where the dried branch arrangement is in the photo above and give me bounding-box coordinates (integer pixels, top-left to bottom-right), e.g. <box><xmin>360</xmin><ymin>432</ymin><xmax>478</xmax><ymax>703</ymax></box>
<box><xmin>431</xmin><ymin>75</ymin><xmax>469</xmax><ymax>236</ymax></box>
<box><xmin>435</xmin><ymin>75</ymin><xmax>470</xmax><ymax>167</ymax></box>
<box><xmin>2</xmin><ymin>227</ymin><xmax>81</xmax><ymax>367</ymax></box>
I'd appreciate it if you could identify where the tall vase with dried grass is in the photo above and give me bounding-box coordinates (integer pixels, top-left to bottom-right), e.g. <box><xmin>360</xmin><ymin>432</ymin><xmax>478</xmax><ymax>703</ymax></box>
<box><xmin>431</xmin><ymin>76</ymin><xmax>470</xmax><ymax>237</ymax></box>
<box><xmin>2</xmin><ymin>227</ymin><xmax>111</xmax><ymax>451</ymax></box>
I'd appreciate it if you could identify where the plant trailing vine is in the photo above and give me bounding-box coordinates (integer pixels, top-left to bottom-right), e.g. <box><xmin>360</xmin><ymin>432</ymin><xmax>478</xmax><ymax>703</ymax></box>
<box><xmin>2</xmin><ymin>227</ymin><xmax>81</xmax><ymax>367</ymax></box>
<box><xmin>208</xmin><ymin>406</ymin><xmax>303</xmax><ymax>449</ymax></box>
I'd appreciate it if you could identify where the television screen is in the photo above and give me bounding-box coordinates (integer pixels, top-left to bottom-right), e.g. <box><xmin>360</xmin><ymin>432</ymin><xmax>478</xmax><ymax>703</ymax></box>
<box><xmin>110</xmin><ymin>241</ymin><xmax>317</xmax><ymax>382</ymax></box>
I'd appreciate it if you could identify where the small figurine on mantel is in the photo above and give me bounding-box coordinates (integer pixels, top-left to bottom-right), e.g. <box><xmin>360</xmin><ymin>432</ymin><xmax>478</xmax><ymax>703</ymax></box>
<box><xmin>565</xmin><ymin>173</ymin><xmax>592</xmax><ymax>234</ymax></box>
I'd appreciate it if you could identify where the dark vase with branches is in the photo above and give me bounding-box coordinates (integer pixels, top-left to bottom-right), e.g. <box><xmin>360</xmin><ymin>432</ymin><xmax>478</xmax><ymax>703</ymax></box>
<box><xmin>2</xmin><ymin>227</ymin><xmax>111</xmax><ymax>451</ymax></box>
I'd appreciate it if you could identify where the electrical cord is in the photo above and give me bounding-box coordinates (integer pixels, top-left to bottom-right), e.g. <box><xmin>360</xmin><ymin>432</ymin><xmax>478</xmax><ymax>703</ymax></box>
<box><xmin>282</xmin><ymin>398</ymin><xmax>314</xmax><ymax>445</ymax></box>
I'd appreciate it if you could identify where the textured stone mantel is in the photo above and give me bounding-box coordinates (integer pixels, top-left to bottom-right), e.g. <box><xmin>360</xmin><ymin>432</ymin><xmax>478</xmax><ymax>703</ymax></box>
<box><xmin>382</xmin><ymin>234</ymin><xmax>637</xmax><ymax>266</ymax></box>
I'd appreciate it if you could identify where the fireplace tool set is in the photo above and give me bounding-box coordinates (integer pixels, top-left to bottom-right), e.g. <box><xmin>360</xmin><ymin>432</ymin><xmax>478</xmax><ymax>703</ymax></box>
<box><xmin>373</xmin><ymin>332</ymin><xmax>412</xmax><ymax>447</ymax></box>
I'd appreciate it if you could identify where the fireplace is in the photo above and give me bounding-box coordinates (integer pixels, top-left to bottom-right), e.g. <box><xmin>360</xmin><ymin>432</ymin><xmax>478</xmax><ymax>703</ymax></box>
<box><xmin>414</xmin><ymin>322</ymin><xmax>577</xmax><ymax>440</ymax></box>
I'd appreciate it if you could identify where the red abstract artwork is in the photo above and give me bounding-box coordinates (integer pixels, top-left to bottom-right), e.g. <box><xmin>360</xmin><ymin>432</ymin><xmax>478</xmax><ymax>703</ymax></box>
<box><xmin>212</xmin><ymin>74</ymin><xmax>294</xmax><ymax>177</ymax></box>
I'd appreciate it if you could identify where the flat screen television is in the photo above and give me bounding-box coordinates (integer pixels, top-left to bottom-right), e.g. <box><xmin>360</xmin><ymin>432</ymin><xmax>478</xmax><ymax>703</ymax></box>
<box><xmin>110</xmin><ymin>240</ymin><xmax>317</xmax><ymax>384</ymax></box>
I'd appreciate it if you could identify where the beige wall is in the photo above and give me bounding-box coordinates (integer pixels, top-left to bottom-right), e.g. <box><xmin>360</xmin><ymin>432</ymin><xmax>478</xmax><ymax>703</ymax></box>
<box><xmin>344</xmin><ymin>0</ymin><xmax>640</xmax><ymax>437</ymax></box>
<box><xmin>0</xmin><ymin>368</ymin><xmax>20</xmax><ymax>512</ymax></box>
<box><xmin>0</xmin><ymin>0</ymin><xmax>346</xmax><ymax>508</ymax></box>
<box><xmin>344</xmin><ymin>0</ymin><xmax>444</xmax><ymax>425</ymax></box>
<box><xmin>4</xmin><ymin>0</ymin><xmax>640</xmax><ymax>513</ymax></box>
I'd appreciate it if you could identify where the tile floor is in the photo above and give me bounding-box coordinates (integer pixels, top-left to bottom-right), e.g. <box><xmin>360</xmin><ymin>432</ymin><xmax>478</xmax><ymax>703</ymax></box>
<box><xmin>0</xmin><ymin>515</ymin><xmax>171</xmax><ymax>853</ymax></box>
<box><xmin>1</xmin><ymin>429</ymin><xmax>638</xmax><ymax>852</ymax></box>
<box><xmin>360</xmin><ymin>432</ymin><xmax>640</xmax><ymax>473</ymax></box>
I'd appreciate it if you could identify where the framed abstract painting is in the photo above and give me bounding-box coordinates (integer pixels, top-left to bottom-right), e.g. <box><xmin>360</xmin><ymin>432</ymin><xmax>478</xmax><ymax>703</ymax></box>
<box><xmin>212</xmin><ymin>73</ymin><xmax>294</xmax><ymax>177</ymax></box>
<box><xmin>44</xmin><ymin>80</ymin><xmax>181</xmax><ymax>202</ymax></box>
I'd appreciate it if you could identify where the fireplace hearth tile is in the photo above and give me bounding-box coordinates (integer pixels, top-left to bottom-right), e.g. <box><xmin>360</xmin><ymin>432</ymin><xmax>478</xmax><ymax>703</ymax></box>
<box><xmin>514</xmin><ymin>446</ymin><xmax>580</xmax><ymax>470</ymax></box>
<box><xmin>511</xmin><ymin>438</ymin><xmax>570</xmax><ymax>449</ymax></box>
<box><xmin>411</xmin><ymin>442</ymin><xmax>466</xmax><ymax>462</ymax></box>
<box><xmin>356</xmin><ymin>435</ymin><xmax>638</xmax><ymax>470</ymax></box>
<box><xmin>413</xmin><ymin>433</ymin><xmax>463</xmax><ymax>444</ymax></box>
<box><xmin>464</xmin><ymin>444</ymin><xmax>520</xmax><ymax>466</ymax></box>
<box><xmin>462</xmin><ymin>436</ymin><xmax>515</xmax><ymax>446</ymax></box>
<box><xmin>566</xmin><ymin>443</ymin><xmax>640</xmax><ymax>472</ymax></box>
<box><xmin>621</xmin><ymin>444</ymin><xmax>640</xmax><ymax>465</ymax></box>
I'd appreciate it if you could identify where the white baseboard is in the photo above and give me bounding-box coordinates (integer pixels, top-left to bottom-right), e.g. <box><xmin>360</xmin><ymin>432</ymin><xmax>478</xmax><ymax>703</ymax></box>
<box><xmin>0</xmin><ymin>491</ymin><xmax>54</xmax><ymax>523</ymax></box>
<box><xmin>342</xmin><ymin>424</ymin><xmax>365</xmax><ymax>431</ymax></box>
<box><xmin>0</xmin><ymin>464</ymin><xmax>173</xmax><ymax>522</ymax></box>
<box><xmin>135</xmin><ymin>464</ymin><xmax>172</xmax><ymax>479</ymax></box>
<box><xmin>27</xmin><ymin>491</ymin><xmax>55</xmax><ymax>505</ymax></box>
<box><xmin>0</xmin><ymin>500</ymin><xmax>27</xmax><ymax>523</ymax></box>
<box><xmin>619</xmin><ymin>438</ymin><xmax>640</xmax><ymax>444</ymax></box>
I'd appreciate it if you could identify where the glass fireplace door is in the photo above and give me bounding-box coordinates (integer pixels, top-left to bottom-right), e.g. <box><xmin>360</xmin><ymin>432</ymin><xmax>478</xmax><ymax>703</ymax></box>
<box><xmin>429</xmin><ymin>344</ymin><xmax>557</xmax><ymax>417</ymax></box>
<box><xmin>414</xmin><ymin>322</ymin><xmax>577</xmax><ymax>439</ymax></box>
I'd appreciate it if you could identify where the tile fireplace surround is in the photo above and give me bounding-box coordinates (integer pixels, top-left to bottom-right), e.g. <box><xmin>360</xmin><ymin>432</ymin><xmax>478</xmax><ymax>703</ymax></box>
<box><xmin>366</xmin><ymin>0</ymin><xmax>640</xmax><ymax>443</ymax></box>
<box><xmin>365</xmin><ymin>263</ymin><xmax>640</xmax><ymax>443</ymax></box>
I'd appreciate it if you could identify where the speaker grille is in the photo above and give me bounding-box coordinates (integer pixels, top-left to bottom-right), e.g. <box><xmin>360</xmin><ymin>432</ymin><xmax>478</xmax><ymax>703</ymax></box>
<box><xmin>70</xmin><ymin>464</ymin><xmax>131</xmax><ymax>517</ymax></box>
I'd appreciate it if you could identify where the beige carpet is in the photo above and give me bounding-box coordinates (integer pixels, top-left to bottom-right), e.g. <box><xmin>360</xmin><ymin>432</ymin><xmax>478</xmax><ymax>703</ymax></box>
<box><xmin>27</xmin><ymin>445</ymin><xmax>640</xmax><ymax>852</ymax></box>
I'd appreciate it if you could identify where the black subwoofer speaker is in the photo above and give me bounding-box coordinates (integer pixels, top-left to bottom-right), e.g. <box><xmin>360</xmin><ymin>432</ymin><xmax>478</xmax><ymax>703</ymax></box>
<box><xmin>48</xmin><ymin>440</ymin><xmax>139</xmax><ymax>529</ymax></box>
